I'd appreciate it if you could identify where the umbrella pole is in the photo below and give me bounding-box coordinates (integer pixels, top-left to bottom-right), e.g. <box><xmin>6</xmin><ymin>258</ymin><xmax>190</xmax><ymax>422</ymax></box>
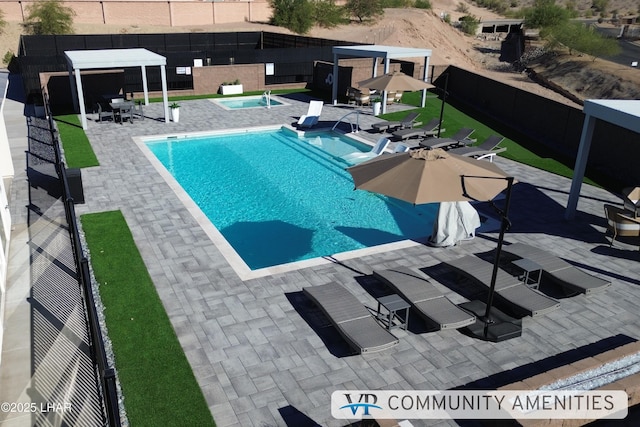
<box><xmin>437</xmin><ymin>73</ymin><xmax>448</xmax><ymax>138</ymax></box>
<box><xmin>481</xmin><ymin>176</ymin><xmax>515</xmax><ymax>337</ymax></box>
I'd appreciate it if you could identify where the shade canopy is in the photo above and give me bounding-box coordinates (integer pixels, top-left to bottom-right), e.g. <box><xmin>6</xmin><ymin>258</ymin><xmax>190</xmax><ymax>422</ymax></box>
<box><xmin>347</xmin><ymin>148</ymin><xmax>511</xmax><ymax>204</ymax></box>
<box><xmin>65</xmin><ymin>48</ymin><xmax>170</xmax><ymax>129</ymax></box>
<box><xmin>331</xmin><ymin>45</ymin><xmax>433</xmax><ymax>114</ymax></box>
<box><xmin>565</xmin><ymin>99</ymin><xmax>640</xmax><ymax>219</ymax></box>
<box><xmin>359</xmin><ymin>71</ymin><xmax>435</xmax><ymax>93</ymax></box>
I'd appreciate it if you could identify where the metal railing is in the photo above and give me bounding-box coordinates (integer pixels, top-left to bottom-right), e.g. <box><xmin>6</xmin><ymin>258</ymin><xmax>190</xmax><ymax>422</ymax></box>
<box><xmin>331</xmin><ymin>110</ymin><xmax>361</xmax><ymax>133</ymax></box>
<box><xmin>42</xmin><ymin>91</ymin><xmax>122</xmax><ymax>427</ymax></box>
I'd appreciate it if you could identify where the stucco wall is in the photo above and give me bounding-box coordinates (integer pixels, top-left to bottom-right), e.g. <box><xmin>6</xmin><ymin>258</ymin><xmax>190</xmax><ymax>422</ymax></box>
<box><xmin>0</xmin><ymin>1</ymin><xmax>271</xmax><ymax>27</ymax></box>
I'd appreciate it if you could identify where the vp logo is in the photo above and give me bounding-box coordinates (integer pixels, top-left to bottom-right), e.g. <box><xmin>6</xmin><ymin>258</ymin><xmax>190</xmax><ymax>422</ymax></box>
<box><xmin>340</xmin><ymin>393</ymin><xmax>382</xmax><ymax>416</ymax></box>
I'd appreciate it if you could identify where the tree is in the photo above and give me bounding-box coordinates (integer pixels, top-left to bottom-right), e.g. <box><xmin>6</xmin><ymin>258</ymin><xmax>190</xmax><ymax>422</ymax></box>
<box><xmin>546</xmin><ymin>22</ymin><xmax>621</xmax><ymax>60</ymax></box>
<box><xmin>524</xmin><ymin>0</ymin><xmax>570</xmax><ymax>29</ymax></box>
<box><xmin>23</xmin><ymin>0</ymin><xmax>75</xmax><ymax>35</ymax></box>
<box><xmin>458</xmin><ymin>15</ymin><xmax>480</xmax><ymax>35</ymax></box>
<box><xmin>269</xmin><ymin>0</ymin><xmax>315</xmax><ymax>34</ymax></box>
<box><xmin>313</xmin><ymin>0</ymin><xmax>347</xmax><ymax>29</ymax></box>
<box><xmin>344</xmin><ymin>0</ymin><xmax>384</xmax><ymax>23</ymax></box>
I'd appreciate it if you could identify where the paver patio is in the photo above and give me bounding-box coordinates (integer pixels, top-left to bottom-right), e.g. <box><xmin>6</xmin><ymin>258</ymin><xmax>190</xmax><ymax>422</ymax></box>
<box><xmin>12</xmin><ymin>92</ymin><xmax>640</xmax><ymax>426</ymax></box>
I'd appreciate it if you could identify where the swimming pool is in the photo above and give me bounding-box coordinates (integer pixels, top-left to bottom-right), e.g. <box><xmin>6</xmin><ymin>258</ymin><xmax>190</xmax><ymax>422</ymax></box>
<box><xmin>211</xmin><ymin>95</ymin><xmax>289</xmax><ymax>110</ymax></box>
<box><xmin>142</xmin><ymin>126</ymin><xmax>437</xmax><ymax>275</ymax></box>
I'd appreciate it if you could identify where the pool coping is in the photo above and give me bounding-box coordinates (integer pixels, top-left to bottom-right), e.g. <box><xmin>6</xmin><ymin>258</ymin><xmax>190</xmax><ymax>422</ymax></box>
<box><xmin>208</xmin><ymin>94</ymin><xmax>291</xmax><ymax>111</ymax></box>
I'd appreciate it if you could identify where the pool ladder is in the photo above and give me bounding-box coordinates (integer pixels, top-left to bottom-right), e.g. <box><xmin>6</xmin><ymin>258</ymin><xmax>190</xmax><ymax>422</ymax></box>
<box><xmin>331</xmin><ymin>110</ymin><xmax>360</xmax><ymax>133</ymax></box>
<box><xmin>262</xmin><ymin>90</ymin><xmax>271</xmax><ymax>109</ymax></box>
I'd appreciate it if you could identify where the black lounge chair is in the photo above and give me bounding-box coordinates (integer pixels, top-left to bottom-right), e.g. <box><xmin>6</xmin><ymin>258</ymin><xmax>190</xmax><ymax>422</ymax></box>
<box><xmin>373</xmin><ymin>267</ymin><xmax>475</xmax><ymax>330</ymax></box>
<box><xmin>371</xmin><ymin>111</ymin><xmax>420</xmax><ymax>132</ymax></box>
<box><xmin>502</xmin><ymin>243</ymin><xmax>612</xmax><ymax>295</ymax></box>
<box><xmin>302</xmin><ymin>282</ymin><xmax>399</xmax><ymax>354</ymax></box>
<box><xmin>447</xmin><ymin>135</ymin><xmax>506</xmax><ymax>161</ymax></box>
<box><xmin>419</xmin><ymin>127</ymin><xmax>476</xmax><ymax>150</ymax></box>
<box><xmin>392</xmin><ymin>118</ymin><xmax>442</xmax><ymax>140</ymax></box>
<box><xmin>445</xmin><ymin>255</ymin><xmax>561</xmax><ymax>317</ymax></box>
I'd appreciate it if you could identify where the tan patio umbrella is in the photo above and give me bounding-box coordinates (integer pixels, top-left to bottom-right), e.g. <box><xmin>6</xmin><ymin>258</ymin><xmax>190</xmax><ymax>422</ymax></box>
<box><xmin>347</xmin><ymin>148</ymin><xmax>519</xmax><ymax>342</ymax></box>
<box><xmin>347</xmin><ymin>148</ymin><xmax>511</xmax><ymax>204</ymax></box>
<box><xmin>358</xmin><ymin>71</ymin><xmax>435</xmax><ymax>92</ymax></box>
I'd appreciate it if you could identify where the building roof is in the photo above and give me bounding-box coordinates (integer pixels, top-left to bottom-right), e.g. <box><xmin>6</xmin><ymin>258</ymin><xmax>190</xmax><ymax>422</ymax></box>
<box><xmin>332</xmin><ymin>45</ymin><xmax>432</xmax><ymax>59</ymax></box>
<box><xmin>65</xmin><ymin>48</ymin><xmax>166</xmax><ymax>70</ymax></box>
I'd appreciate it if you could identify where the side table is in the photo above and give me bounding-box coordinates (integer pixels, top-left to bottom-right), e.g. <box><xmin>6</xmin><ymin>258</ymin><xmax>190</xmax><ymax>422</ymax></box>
<box><xmin>376</xmin><ymin>294</ymin><xmax>410</xmax><ymax>330</ymax></box>
<box><xmin>512</xmin><ymin>258</ymin><xmax>542</xmax><ymax>289</ymax></box>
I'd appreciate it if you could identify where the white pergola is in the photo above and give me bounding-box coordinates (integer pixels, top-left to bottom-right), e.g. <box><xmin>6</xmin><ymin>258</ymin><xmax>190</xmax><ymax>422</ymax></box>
<box><xmin>565</xmin><ymin>99</ymin><xmax>640</xmax><ymax>219</ymax></box>
<box><xmin>65</xmin><ymin>48</ymin><xmax>169</xmax><ymax>130</ymax></box>
<box><xmin>331</xmin><ymin>45</ymin><xmax>433</xmax><ymax>114</ymax></box>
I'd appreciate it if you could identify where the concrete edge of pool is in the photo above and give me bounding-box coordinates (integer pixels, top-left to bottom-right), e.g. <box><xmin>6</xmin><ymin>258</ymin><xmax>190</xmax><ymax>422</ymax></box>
<box><xmin>133</xmin><ymin>125</ymin><xmax>427</xmax><ymax>281</ymax></box>
<box><xmin>209</xmin><ymin>94</ymin><xmax>291</xmax><ymax>111</ymax></box>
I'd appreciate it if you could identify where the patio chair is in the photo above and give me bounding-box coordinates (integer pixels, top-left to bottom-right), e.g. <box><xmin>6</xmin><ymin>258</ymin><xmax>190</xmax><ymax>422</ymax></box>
<box><xmin>447</xmin><ymin>135</ymin><xmax>506</xmax><ymax>161</ymax></box>
<box><xmin>604</xmin><ymin>204</ymin><xmax>640</xmax><ymax>250</ymax></box>
<box><xmin>297</xmin><ymin>100</ymin><xmax>323</xmax><ymax>128</ymax></box>
<box><xmin>354</xmin><ymin>88</ymin><xmax>370</xmax><ymax>106</ymax></box>
<box><xmin>392</xmin><ymin>118</ymin><xmax>442</xmax><ymax>140</ymax></box>
<box><xmin>96</xmin><ymin>103</ymin><xmax>114</xmax><ymax>123</ymax></box>
<box><xmin>371</xmin><ymin>111</ymin><xmax>420</xmax><ymax>132</ymax></box>
<box><xmin>341</xmin><ymin>137</ymin><xmax>390</xmax><ymax>165</ymax></box>
<box><xmin>445</xmin><ymin>255</ymin><xmax>561</xmax><ymax>317</ymax></box>
<box><xmin>501</xmin><ymin>242</ymin><xmax>612</xmax><ymax>294</ymax></box>
<box><xmin>373</xmin><ymin>267</ymin><xmax>476</xmax><ymax>330</ymax></box>
<box><xmin>302</xmin><ymin>282</ymin><xmax>399</xmax><ymax>354</ymax></box>
<box><xmin>419</xmin><ymin>127</ymin><xmax>476</xmax><ymax>150</ymax></box>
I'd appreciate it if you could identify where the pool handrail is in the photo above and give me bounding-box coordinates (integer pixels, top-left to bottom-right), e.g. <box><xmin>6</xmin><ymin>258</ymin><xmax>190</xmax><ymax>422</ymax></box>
<box><xmin>331</xmin><ymin>110</ymin><xmax>360</xmax><ymax>133</ymax></box>
<box><xmin>262</xmin><ymin>90</ymin><xmax>271</xmax><ymax>109</ymax></box>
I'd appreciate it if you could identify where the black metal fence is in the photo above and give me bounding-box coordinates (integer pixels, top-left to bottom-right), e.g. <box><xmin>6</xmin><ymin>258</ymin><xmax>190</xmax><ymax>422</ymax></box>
<box><xmin>19</xmin><ymin>32</ymin><xmax>357</xmax><ymax>100</ymax></box>
<box><xmin>42</xmin><ymin>90</ymin><xmax>122</xmax><ymax>427</ymax></box>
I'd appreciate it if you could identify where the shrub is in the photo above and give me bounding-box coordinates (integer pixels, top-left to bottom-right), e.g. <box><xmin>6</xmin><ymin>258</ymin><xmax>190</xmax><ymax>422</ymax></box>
<box><xmin>269</xmin><ymin>0</ymin><xmax>315</xmax><ymax>34</ymax></box>
<box><xmin>458</xmin><ymin>15</ymin><xmax>480</xmax><ymax>35</ymax></box>
<box><xmin>456</xmin><ymin>2</ymin><xmax>469</xmax><ymax>13</ymax></box>
<box><xmin>414</xmin><ymin>0</ymin><xmax>432</xmax><ymax>9</ymax></box>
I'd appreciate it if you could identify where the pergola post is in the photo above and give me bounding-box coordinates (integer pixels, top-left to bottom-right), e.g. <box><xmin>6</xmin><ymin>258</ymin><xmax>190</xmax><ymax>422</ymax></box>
<box><xmin>565</xmin><ymin>115</ymin><xmax>596</xmax><ymax>220</ymax></box>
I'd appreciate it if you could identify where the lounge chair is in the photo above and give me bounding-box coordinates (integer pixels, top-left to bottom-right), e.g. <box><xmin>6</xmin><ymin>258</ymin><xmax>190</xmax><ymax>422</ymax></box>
<box><xmin>297</xmin><ymin>100</ymin><xmax>323</xmax><ymax>128</ymax></box>
<box><xmin>447</xmin><ymin>135</ymin><xmax>506</xmax><ymax>161</ymax></box>
<box><xmin>392</xmin><ymin>118</ymin><xmax>442</xmax><ymax>140</ymax></box>
<box><xmin>302</xmin><ymin>282</ymin><xmax>399</xmax><ymax>354</ymax></box>
<box><xmin>604</xmin><ymin>204</ymin><xmax>640</xmax><ymax>250</ymax></box>
<box><xmin>371</xmin><ymin>111</ymin><xmax>420</xmax><ymax>132</ymax></box>
<box><xmin>501</xmin><ymin>242</ymin><xmax>612</xmax><ymax>294</ymax></box>
<box><xmin>373</xmin><ymin>267</ymin><xmax>476</xmax><ymax>330</ymax></box>
<box><xmin>445</xmin><ymin>255</ymin><xmax>561</xmax><ymax>317</ymax></box>
<box><xmin>341</xmin><ymin>137</ymin><xmax>390</xmax><ymax>165</ymax></box>
<box><xmin>394</xmin><ymin>143</ymin><xmax>410</xmax><ymax>153</ymax></box>
<box><xmin>419</xmin><ymin>127</ymin><xmax>476</xmax><ymax>150</ymax></box>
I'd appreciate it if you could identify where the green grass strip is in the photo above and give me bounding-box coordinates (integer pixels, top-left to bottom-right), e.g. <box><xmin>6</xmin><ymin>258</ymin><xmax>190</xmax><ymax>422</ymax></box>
<box><xmin>81</xmin><ymin>210</ymin><xmax>215</xmax><ymax>427</ymax></box>
<box><xmin>54</xmin><ymin>114</ymin><xmax>99</xmax><ymax>168</ymax></box>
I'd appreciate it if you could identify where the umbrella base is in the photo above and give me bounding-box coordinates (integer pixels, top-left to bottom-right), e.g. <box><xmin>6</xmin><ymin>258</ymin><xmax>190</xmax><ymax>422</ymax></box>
<box><xmin>459</xmin><ymin>300</ymin><xmax>522</xmax><ymax>342</ymax></box>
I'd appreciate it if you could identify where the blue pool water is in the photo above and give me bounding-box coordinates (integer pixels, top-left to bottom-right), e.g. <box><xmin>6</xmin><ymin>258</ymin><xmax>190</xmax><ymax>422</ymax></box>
<box><xmin>146</xmin><ymin>128</ymin><xmax>437</xmax><ymax>270</ymax></box>
<box><xmin>215</xmin><ymin>96</ymin><xmax>284</xmax><ymax>110</ymax></box>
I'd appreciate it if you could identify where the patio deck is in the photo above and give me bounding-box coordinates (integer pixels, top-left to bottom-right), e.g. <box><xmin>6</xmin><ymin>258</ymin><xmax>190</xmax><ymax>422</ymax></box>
<box><xmin>4</xmin><ymin>91</ymin><xmax>640</xmax><ymax>427</ymax></box>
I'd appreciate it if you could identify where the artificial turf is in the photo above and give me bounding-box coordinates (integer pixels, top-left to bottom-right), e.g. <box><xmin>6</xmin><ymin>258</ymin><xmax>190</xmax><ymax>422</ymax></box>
<box><xmin>81</xmin><ymin>210</ymin><xmax>215</xmax><ymax>427</ymax></box>
<box><xmin>53</xmin><ymin>114</ymin><xmax>99</xmax><ymax>168</ymax></box>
